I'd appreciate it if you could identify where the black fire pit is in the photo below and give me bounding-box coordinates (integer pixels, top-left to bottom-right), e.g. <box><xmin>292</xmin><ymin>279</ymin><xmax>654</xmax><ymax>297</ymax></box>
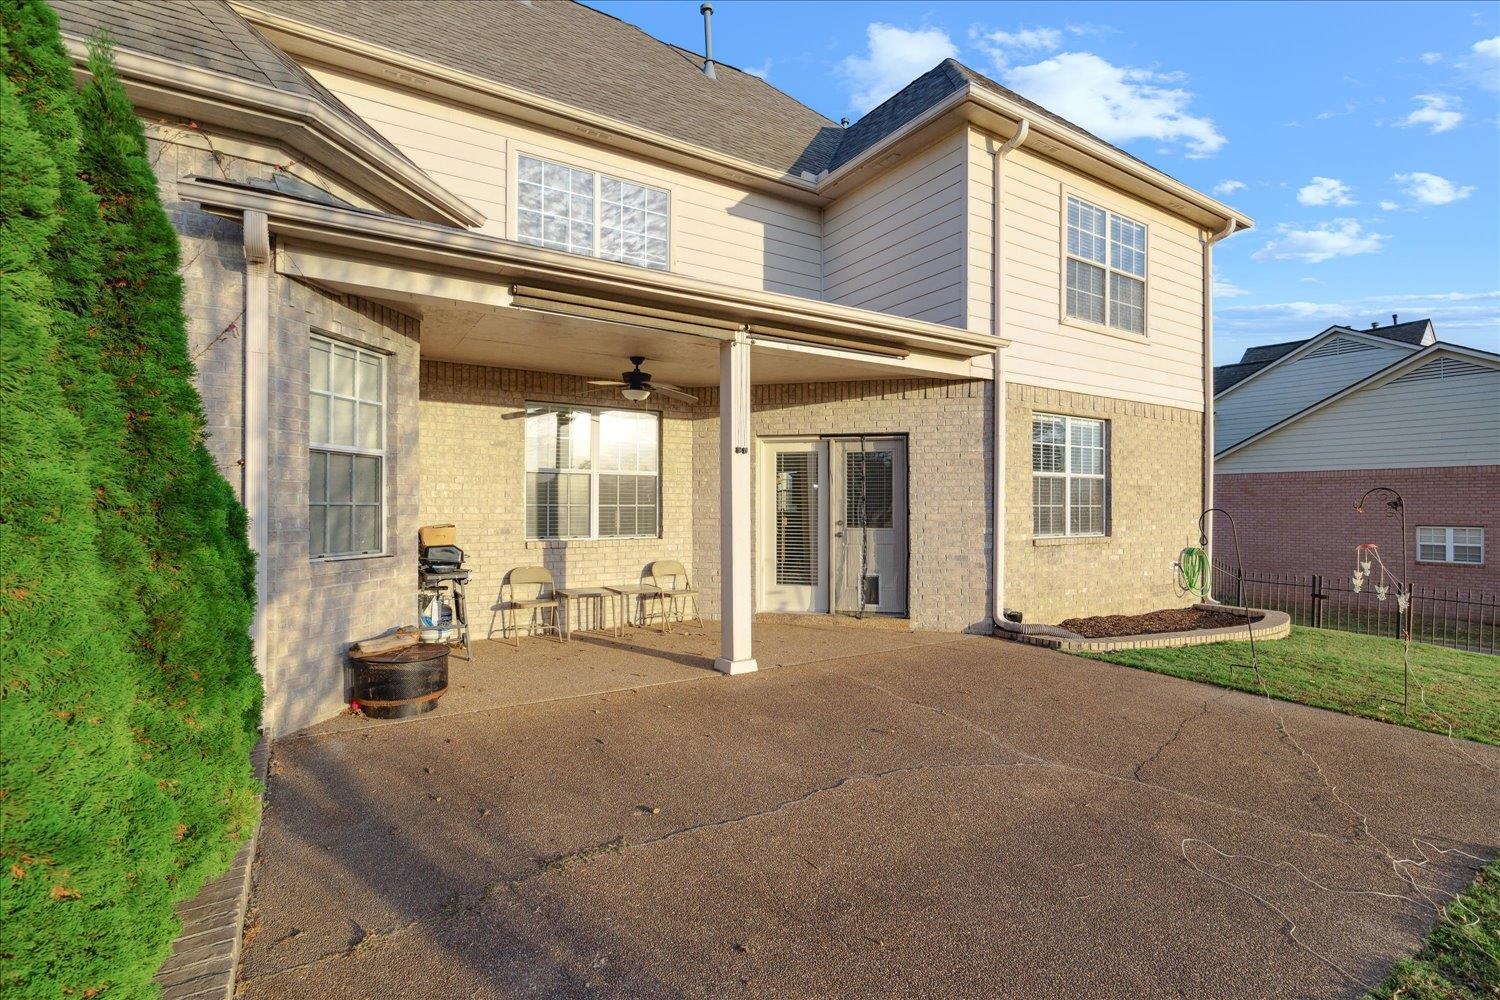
<box><xmin>348</xmin><ymin>642</ymin><xmax>449</xmax><ymax>719</ymax></box>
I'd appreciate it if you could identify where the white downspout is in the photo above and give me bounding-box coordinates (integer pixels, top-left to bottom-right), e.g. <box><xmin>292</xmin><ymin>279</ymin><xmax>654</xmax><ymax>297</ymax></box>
<box><xmin>243</xmin><ymin>211</ymin><xmax>272</xmax><ymax>704</ymax></box>
<box><xmin>1200</xmin><ymin>218</ymin><xmax>1237</xmax><ymax>574</ymax></box>
<box><xmin>989</xmin><ymin>120</ymin><xmax>1027</xmax><ymax>629</ymax></box>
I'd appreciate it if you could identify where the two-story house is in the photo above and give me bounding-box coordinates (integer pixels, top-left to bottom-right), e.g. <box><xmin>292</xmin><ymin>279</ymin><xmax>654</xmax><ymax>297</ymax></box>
<box><xmin>1215</xmin><ymin>318</ymin><xmax>1500</xmax><ymax>592</ymax></box>
<box><xmin>53</xmin><ymin>0</ymin><xmax>1251</xmax><ymax>735</ymax></box>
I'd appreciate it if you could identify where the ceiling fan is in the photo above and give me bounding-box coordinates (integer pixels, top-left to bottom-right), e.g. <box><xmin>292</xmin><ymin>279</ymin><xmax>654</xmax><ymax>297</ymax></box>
<box><xmin>587</xmin><ymin>356</ymin><xmax>698</xmax><ymax>403</ymax></box>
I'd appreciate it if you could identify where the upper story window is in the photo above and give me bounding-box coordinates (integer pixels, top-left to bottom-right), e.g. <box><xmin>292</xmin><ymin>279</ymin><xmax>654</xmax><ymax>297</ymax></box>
<box><xmin>1417</xmin><ymin>526</ymin><xmax>1483</xmax><ymax>565</ymax></box>
<box><xmin>516</xmin><ymin>154</ymin><xmax>669</xmax><ymax>270</ymax></box>
<box><xmin>524</xmin><ymin>403</ymin><xmax>661</xmax><ymax>540</ymax></box>
<box><xmin>309</xmin><ymin>335</ymin><xmax>385</xmax><ymax>559</ymax></box>
<box><xmin>1032</xmin><ymin>413</ymin><xmax>1108</xmax><ymax>537</ymax></box>
<box><xmin>1065</xmin><ymin>195</ymin><xmax>1146</xmax><ymax>335</ymax></box>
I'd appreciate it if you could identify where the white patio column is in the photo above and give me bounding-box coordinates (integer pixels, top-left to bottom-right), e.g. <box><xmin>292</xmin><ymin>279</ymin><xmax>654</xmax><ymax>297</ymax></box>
<box><xmin>716</xmin><ymin>330</ymin><xmax>758</xmax><ymax>675</ymax></box>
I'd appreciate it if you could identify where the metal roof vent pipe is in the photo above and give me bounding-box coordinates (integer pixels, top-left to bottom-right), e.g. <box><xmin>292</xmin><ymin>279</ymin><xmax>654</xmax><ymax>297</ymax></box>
<box><xmin>700</xmin><ymin>3</ymin><xmax>716</xmax><ymax>79</ymax></box>
<box><xmin>1392</xmin><ymin>313</ymin><xmax>1399</xmax><ymax>325</ymax></box>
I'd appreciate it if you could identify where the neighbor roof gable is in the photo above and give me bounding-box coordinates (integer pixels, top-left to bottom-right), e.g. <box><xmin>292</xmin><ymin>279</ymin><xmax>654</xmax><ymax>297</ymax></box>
<box><xmin>1216</xmin><ymin>343</ymin><xmax>1500</xmax><ymax>460</ymax></box>
<box><xmin>1214</xmin><ymin>326</ymin><xmax>1424</xmax><ymax>400</ymax></box>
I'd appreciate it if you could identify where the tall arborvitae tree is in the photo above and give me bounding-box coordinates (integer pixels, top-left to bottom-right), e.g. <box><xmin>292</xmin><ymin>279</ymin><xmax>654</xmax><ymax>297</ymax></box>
<box><xmin>0</xmin><ymin>4</ymin><xmax>176</xmax><ymax>994</ymax></box>
<box><xmin>79</xmin><ymin>39</ymin><xmax>262</xmax><ymax>892</ymax></box>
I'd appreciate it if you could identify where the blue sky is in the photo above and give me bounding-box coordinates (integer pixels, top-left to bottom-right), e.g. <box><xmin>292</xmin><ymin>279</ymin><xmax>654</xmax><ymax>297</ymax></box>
<box><xmin>593</xmin><ymin>0</ymin><xmax>1500</xmax><ymax>361</ymax></box>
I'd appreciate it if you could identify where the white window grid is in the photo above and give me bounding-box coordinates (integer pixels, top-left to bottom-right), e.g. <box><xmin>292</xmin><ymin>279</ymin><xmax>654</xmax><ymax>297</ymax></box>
<box><xmin>1416</xmin><ymin>526</ymin><xmax>1483</xmax><ymax>565</ymax></box>
<box><xmin>1032</xmin><ymin>414</ymin><xmax>1108</xmax><ymax>537</ymax></box>
<box><xmin>524</xmin><ymin>403</ymin><xmax>661</xmax><ymax>540</ymax></box>
<box><xmin>309</xmin><ymin>335</ymin><xmax>385</xmax><ymax>559</ymax></box>
<box><xmin>1066</xmin><ymin>194</ymin><xmax>1147</xmax><ymax>335</ymax></box>
<box><xmin>517</xmin><ymin>154</ymin><xmax>669</xmax><ymax>270</ymax></box>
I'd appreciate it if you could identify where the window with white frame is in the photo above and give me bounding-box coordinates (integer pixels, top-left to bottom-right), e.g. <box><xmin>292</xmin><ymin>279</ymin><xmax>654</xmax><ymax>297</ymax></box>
<box><xmin>309</xmin><ymin>336</ymin><xmax>385</xmax><ymax>558</ymax></box>
<box><xmin>1417</xmin><ymin>526</ymin><xmax>1483</xmax><ymax>565</ymax></box>
<box><xmin>1065</xmin><ymin>194</ymin><xmax>1146</xmax><ymax>335</ymax></box>
<box><xmin>1032</xmin><ymin>414</ymin><xmax>1107</xmax><ymax>537</ymax></box>
<box><xmin>524</xmin><ymin>404</ymin><xmax>660</xmax><ymax>539</ymax></box>
<box><xmin>516</xmin><ymin>154</ymin><xmax>669</xmax><ymax>270</ymax></box>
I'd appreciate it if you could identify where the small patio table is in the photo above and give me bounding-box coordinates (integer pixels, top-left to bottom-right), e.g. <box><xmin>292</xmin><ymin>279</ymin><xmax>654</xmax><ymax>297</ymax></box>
<box><xmin>555</xmin><ymin>586</ymin><xmax>610</xmax><ymax>640</ymax></box>
<box><xmin>603</xmin><ymin>584</ymin><xmax>667</xmax><ymax>636</ymax></box>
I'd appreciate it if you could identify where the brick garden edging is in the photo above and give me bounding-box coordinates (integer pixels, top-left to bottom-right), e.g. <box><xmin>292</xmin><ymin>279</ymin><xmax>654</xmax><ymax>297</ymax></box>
<box><xmin>997</xmin><ymin>603</ymin><xmax>1291</xmax><ymax>653</ymax></box>
<box><xmin>152</xmin><ymin>739</ymin><xmax>267</xmax><ymax>1000</ymax></box>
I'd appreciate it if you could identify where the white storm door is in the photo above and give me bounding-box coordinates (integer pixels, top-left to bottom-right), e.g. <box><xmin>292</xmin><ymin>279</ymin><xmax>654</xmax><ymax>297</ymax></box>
<box><xmin>759</xmin><ymin>441</ymin><xmax>827</xmax><ymax>613</ymax></box>
<box><xmin>830</xmin><ymin>437</ymin><xmax>908</xmax><ymax>615</ymax></box>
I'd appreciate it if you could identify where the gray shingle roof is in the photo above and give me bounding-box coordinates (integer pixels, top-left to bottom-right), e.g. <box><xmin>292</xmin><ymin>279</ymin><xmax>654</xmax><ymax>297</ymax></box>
<box><xmin>1214</xmin><ymin>320</ymin><xmax>1436</xmax><ymax>394</ymax></box>
<box><xmin>50</xmin><ymin>0</ymin><xmax>409</xmax><ymax>161</ymax></box>
<box><xmin>240</xmin><ymin>0</ymin><xmax>844</xmax><ymax>178</ymax></box>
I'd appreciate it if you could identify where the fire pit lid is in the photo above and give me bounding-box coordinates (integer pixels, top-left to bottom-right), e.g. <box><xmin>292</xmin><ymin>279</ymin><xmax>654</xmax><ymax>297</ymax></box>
<box><xmin>349</xmin><ymin>641</ymin><xmax>449</xmax><ymax>664</ymax></box>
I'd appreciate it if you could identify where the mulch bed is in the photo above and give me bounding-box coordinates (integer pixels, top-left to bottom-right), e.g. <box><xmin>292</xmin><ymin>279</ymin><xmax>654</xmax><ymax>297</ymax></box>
<box><xmin>1058</xmin><ymin>607</ymin><xmax>1263</xmax><ymax>639</ymax></box>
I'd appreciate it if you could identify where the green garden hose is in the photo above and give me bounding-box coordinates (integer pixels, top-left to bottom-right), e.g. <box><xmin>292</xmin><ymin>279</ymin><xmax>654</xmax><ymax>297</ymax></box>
<box><xmin>1177</xmin><ymin>545</ymin><xmax>1209</xmax><ymax>598</ymax></box>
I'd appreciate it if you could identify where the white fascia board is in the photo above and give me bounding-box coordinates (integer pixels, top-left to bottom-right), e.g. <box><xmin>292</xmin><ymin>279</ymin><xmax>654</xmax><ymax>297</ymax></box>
<box><xmin>60</xmin><ymin>35</ymin><xmax>484</xmax><ymax>229</ymax></box>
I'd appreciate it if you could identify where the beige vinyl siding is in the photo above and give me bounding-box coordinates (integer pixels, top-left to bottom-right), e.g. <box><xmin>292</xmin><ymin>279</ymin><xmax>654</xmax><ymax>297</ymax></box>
<box><xmin>304</xmin><ymin>64</ymin><xmax>824</xmax><ymax>298</ymax></box>
<box><xmin>822</xmin><ymin>129</ymin><xmax>967</xmax><ymax>327</ymax></box>
<box><xmin>1219</xmin><ymin>361</ymin><xmax>1500</xmax><ymax>473</ymax></box>
<box><xmin>1214</xmin><ymin>336</ymin><xmax>1415</xmax><ymax>452</ymax></box>
<box><xmin>968</xmin><ymin>129</ymin><xmax>1208</xmax><ymax>410</ymax></box>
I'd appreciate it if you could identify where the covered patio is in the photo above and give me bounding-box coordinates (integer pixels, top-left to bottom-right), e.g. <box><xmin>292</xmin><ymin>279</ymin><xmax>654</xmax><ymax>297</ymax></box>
<box><xmin>187</xmin><ymin>176</ymin><xmax>1002</xmax><ymax>716</ymax></box>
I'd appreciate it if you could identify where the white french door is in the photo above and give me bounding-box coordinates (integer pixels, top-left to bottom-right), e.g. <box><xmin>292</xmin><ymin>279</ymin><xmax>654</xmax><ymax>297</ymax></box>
<box><xmin>758</xmin><ymin>437</ymin><xmax>908</xmax><ymax>616</ymax></box>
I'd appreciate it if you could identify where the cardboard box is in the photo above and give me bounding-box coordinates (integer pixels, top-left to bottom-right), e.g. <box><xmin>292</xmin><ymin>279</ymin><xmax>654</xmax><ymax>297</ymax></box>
<box><xmin>419</xmin><ymin>523</ymin><xmax>456</xmax><ymax>547</ymax></box>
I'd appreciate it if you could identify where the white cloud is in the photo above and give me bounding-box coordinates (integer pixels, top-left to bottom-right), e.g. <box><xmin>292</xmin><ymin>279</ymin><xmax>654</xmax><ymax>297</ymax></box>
<box><xmin>1470</xmin><ymin>37</ymin><xmax>1500</xmax><ymax>91</ymax></box>
<box><xmin>1212</xmin><ymin>277</ymin><xmax>1249</xmax><ymax>298</ymax></box>
<box><xmin>1397</xmin><ymin>93</ymin><xmax>1464</xmax><ymax>133</ymax></box>
<box><xmin>840</xmin><ymin>24</ymin><xmax>958</xmax><ymax>113</ymax></box>
<box><xmin>1394</xmin><ymin>171</ymin><xmax>1475</xmax><ymax>205</ymax></box>
<box><xmin>1217</xmin><ymin>290</ymin><xmax>1500</xmax><ymax>352</ymax></box>
<box><xmin>1214</xmin><ymin>179</ymin><xmax>1246</xmax><ymax>196</ymax></box>
<box><xmin>1252</xmin><ymin>219</ymin><xmax>1388</xmax><ymax>264</ymax></box>
<box><xmin>1419</xmin><ymin>51</ymin><xmax>1444</xmax><ymax>65</ymax></box>
<box><xmin>976</xmin><ymin>26</ymin><xmax>1061</xmax><ymax>55</ymax></box>
<box><xmin>1379</xmin><ymin>199</ymin><xmax>1400</xmax><ymax>211</ymax></box>
<box><xmin>1297</xmin><ymin>176</ymin><xmax>1356</xmax><ymax>207</ymax></box>
<box><xmin>743</xmin><ymin>58</ymin><xmax>772</xmax><ymax>81</ymax></box>
<box><xmin>1001</xmin><ymin>52</ymin><xmax>1226</xmax><ymax>157</ymax></box>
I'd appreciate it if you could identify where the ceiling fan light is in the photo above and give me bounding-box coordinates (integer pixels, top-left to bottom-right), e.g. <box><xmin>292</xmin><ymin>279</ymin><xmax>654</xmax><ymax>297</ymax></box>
<box><xmin>621</xmin><ymin>387</ymin><xmax>651</xmax><ymax>401</ymax></box>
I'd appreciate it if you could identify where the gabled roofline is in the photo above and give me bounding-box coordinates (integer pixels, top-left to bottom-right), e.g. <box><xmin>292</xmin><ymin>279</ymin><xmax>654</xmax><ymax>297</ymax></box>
<box><xmin>230</xmin><ymin>2</ymin><xmax>1250</xmax><ymax>229</ymax></box>
<box><xmin>59</xmin><ymin>34</ymin><xmax>485</xmax><ymax>229</ymax></box>
<box><xmin>1213</xmin><ymin>326</ymin><xmax>1422</xmax><ymax>401</ymax></box>
<box><xmin>177</xmin><ymin>177</ymin><xmax>1005</xmax><ymax>363</ymax></box>
<box><xmin>1215</xmin><ymin>343</ymin><xmax>1500</xmax><ymax>460</ymax></box>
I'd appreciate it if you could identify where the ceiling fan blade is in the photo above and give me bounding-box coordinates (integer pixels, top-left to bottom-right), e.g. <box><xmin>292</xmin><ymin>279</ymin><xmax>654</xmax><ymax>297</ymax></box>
<box><xmin>646</xmin><ymin>382</ymin><xmax>698</xmax><ymax>403</ymax></box>
<box><xmin>587</xmin><ymin>379</ymin><xmax>628</xmax><ymax>387</ymax></box>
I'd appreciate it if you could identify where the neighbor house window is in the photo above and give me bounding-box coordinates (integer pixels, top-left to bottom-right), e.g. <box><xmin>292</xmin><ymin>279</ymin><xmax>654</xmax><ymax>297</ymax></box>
<box><xmin>524</xmin><ymin>404</ymin><xmax>660</xmax><ymax>539</ymax></box>
<box><xmin>1032</xmin><ymin>414</ymin><xmax>1107</xmax><ymax>537</ymax></box>
<box><xmin>516</xmin><ymin>154</ymin><xmax>669</xmax><ymax>270</ymax></box>
<box><xmin>1417</xmin><ymin>526</ymin><xmax>1483</xmax><ymax>565</ymax></box>
<box><xmin>309</xmin><ymin>336</ymin><xmax>385</xmax><ymax>558</ymax></box>
<box><xmin>1065</xmin><ymin>194</ymin><xmax>1146</xmax><ymax>335</ymax></box>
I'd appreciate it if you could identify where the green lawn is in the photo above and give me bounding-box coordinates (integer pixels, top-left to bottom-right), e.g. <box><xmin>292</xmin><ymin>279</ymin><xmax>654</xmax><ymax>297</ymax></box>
<box><xmin>1079</xmin><ymin>627</ymin><xmax>1499</xmax><ymax>746</ymax></box>
<box><xmin>1365</xmin><ymin>861</ymin><xmax>1499</xmax><ymax>1000</ymax></box>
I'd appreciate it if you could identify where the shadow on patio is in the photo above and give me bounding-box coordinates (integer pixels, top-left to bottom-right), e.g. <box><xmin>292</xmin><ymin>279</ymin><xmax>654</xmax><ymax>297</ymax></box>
<box><xmin>299</xmin><ymin>616</ymin><xmax>963</xmax><ymax>740</ymax></box>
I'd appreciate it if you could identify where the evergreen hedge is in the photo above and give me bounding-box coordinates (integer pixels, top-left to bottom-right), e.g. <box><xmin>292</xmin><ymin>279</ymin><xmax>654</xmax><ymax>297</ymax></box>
<box><xmin>0</xmin><ymin>3</ymin><xmax>262</xmax><ymax>995</ymax></box>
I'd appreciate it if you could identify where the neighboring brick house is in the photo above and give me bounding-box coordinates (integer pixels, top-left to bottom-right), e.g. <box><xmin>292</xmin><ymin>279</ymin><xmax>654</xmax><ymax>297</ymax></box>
<box><xmin>52</xmin><ymin>0</ymin><xmax>1251</xmax><ymax>735</ymax></box>
<box><xmin>1214</xmin><ymin>320</ymin><xmax>1500</xmax><ymax>594</ymax></box>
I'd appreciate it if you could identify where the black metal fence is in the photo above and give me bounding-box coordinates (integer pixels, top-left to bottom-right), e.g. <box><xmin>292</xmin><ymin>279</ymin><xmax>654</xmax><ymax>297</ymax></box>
<box><xmin>1210</xmin><ymin>560</ymin><xmax>1498</xmax><ymax>654</ymax></box>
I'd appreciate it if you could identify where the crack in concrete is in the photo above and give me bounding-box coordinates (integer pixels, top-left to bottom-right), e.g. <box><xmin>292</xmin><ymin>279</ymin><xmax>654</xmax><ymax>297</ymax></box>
<box><xmin>1132</xmin><ymin>689</ymin><xmax>1229</xmax><ymax>783</ymax></box>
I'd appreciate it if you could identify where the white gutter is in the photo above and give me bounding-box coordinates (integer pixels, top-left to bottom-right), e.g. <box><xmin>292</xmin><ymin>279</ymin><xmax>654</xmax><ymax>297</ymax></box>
<box><xmin>242</xmin><ymin>211</ymin><xmax>272</xmax><ymax>705</ymax></box>
<box><xmin>988</xmin><ymin>121</ymin><xmax>1028</xmax><ymax>630</ymax></box>
<box><xmin>1200</xmin><ymin>218</ymin><xmax>1238</xmax><ymax>570</ymax></box>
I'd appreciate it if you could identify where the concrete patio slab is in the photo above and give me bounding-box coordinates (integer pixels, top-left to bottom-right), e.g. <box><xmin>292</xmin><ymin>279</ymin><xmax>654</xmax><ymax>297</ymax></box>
<box><xmin>239</xmin><ymin>626</ymin><xmax>1497</xmax><ymax>999</ymax></box>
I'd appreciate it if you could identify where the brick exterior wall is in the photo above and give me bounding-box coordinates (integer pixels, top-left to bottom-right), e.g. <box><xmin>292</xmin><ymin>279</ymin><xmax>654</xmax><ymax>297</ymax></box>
<box><xmin>418</xmin><ymin>362</ymin><xmax>697</xmax><ymax>634</ymax></box>
<box><xmin>695</xmin><ymin>378</ymin><xmax>994</xmax><ymax>633</ymax></box>
<box><xmin>1004</xmin><ymin>384</ymin><xmax>1205</xmax><ymax>625</ymax></box>
<box><xmin>1215</xmin><ymin>467</ymin><xmax>1499</xmax><ymax>594</ymax></box>
<box><xmin>154</xmin><ymin>127</ymin><xmax>424</xmax><ymax>735</ymax></box>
